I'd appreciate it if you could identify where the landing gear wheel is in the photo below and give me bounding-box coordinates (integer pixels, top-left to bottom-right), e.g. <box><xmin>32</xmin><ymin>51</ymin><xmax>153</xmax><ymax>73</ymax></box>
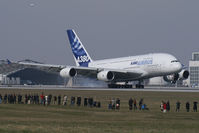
<box><xmin>108</xmin><ymin>84</ymin><xmax>133</xmax><ymax>88</ymax></box>
<box><xmin>136</xmin><ymin>84</ymin><xmax>144</xmax><ymax>88</ymax></box>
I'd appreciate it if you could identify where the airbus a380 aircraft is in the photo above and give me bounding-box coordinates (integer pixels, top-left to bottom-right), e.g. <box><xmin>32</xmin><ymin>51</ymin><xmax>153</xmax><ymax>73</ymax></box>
<box><xmin>19</xmin><ymin>29</ymin><xmax>189</xmax><ymax>88</ymax></box>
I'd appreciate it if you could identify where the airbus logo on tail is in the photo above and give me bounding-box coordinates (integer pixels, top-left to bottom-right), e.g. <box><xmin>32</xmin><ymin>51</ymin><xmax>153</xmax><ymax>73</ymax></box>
<box><xmin>77</xmin><ymin>55</ymin><xmax>90</xmax><ymax>63</ymax></box>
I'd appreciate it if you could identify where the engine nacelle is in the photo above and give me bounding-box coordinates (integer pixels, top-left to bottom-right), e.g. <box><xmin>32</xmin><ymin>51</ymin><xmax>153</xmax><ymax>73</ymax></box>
<box><xmin>97</xmin><ymin>71</ymin><xmax>114</xmax><ymax>82</ymax></box>
<box><xmin>163</xmin><ymin>69</ymin><xmax>190</xmax><ymax>83</ymax></box>
<box><xmin>178</xmin><ymin>69</ymin><xmax>189</xmax><ymax>80</ymax></box>
<box><xmin>60</xmin><ymin>67</ymin><xmax>77</xmax><ymax>78</ymax></box>
<box><xmin>163</xmin><ymin>73</ymin><xmax>179</xmax><ymax>83</ymax></box>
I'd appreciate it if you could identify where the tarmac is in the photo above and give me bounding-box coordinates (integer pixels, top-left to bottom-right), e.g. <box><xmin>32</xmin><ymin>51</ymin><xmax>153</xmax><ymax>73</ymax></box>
<box><xmin>0</xmin><ymin>85</ymin><xmax>199</xmax><ymax>92</ymax></box>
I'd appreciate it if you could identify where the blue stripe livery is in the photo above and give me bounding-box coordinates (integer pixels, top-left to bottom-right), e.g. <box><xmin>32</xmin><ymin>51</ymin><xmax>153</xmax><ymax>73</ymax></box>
<box><xmin>67</xmin><ymin>30</ymin><xmax>92</xmax><ymax>67</ymax></box>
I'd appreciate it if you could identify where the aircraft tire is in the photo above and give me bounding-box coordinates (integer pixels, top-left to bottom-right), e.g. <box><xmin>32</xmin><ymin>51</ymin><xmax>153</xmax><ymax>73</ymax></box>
<box><xmin>136</xmin><ymin>84</ymin><xmax>144</xmax><ymax>88</ymax></box>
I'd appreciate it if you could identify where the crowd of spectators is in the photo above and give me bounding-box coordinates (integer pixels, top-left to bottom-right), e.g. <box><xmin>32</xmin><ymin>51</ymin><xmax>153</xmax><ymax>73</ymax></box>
<box><xmin>108</xmin><ymin>98</ymin><xmax>120</xmax><ymax>110</ymax></box>
<box><xmin>185</xmin><ymin>101</ymin><xmax>198</xmax><ymax>112</ymax></box>
<box><xmin>0</xmin><ymin>93</ymin><xmax>101</xmax><ymax>108</ymax></box>
<box><xmin>160</xmin><ymin>101</ymin><xmax>170</xmax><ymax>112</ymax></box>
<box><xmin>128</xmin><ymin>98</ymin><xmax>149</xmax><ymax>111</ymax></box>
<box><xmin>160</xmin><ymin>100</ymin><xmax>198</xmax><ymax>113</ymax></box>
<box><xmin>0</xmin><ymin>93</ymin><xmax>198</xmax><ymax>112</ymax></box>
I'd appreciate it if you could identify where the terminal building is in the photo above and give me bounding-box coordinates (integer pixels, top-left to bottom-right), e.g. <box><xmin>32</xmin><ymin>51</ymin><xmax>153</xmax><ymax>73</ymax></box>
<box><xmin>0</xmin><ymin>59</ymin><xmax>103</xmax><ymax>87</ymax></box>
<box><xmin>0</xmin><ymin>59</ymin><xmax>65</xmax><ymax>85</ymax></box>
<box><xmin>0</xmin><ymin>59</ymin><xmax>105</xmax><ymax>87</ymax></box>
<box><xmin>189</xmin><ymin>52</ymin><xmax>199</xmax><ymax>87</ymax></box>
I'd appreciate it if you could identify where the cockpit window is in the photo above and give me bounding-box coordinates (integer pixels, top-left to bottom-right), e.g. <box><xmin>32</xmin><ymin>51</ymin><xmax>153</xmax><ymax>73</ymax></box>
<box><xmin>171</xmin><ymin>60</ymin><xmax>179</xmax><ymax>63</ymax></box>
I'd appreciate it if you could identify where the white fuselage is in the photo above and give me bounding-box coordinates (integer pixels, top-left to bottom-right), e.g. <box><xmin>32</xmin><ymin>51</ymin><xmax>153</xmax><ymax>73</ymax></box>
<box><xmin>88</xmin><ymin>53</ymin><xmax>182</xmax><ymax>81</ymax></box>
<box><xmin>65</xmin><ymin>30</ymin><xmax>183</xmax><ymax>84</ymax></box>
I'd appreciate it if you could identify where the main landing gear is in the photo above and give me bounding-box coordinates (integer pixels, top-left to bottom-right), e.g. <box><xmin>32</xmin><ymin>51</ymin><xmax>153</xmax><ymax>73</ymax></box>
<box><xmin>135</xmin><ymin>80</ymin><xmax>144</xmax><ymax>88</ymax></box>
<box><xmin>108</xmin><ymin>81</ymin><xmax>144</xmax><ymax>88</ymax></box>
<box><xmin>108</xmin><ymin>83</ymin><xmax>132</xmax><ymax>88</ymax></box>
<box><xmin>135</xmin><ymin>84</ymin><xmax>144</xmax><ymax>88</ymax></box>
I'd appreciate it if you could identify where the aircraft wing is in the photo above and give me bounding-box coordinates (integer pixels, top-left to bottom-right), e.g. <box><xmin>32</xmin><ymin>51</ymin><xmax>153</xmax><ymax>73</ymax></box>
<box><xmin>18</xmin><ymin>62</ymin><xmax>98</xmax><ymax>76</ymax></box>
<box><xmin>71</xmin><ymin>67</ymin><xmax>145</xmax><ymax>82</ymax></box>
<box><xmin>18</xmin><ymin>62</ymin><xmax>65</xmax><ymax>74</ymax></box>
<box><xmin>111</xmin><ymin>69</ymin><xmax>145</xmax><ymax>82</ymax></box>
<box><xmin>18</xmin><ymin>62</ymin><xmax>145</xmax><ymax>82</ymax></box>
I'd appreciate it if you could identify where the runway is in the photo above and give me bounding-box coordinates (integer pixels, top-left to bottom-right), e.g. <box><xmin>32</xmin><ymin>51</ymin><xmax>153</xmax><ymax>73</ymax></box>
<box><xmin>0</xmin><ymin>85</ymin><xmax>199</xmax><ymax>92</ymax></box>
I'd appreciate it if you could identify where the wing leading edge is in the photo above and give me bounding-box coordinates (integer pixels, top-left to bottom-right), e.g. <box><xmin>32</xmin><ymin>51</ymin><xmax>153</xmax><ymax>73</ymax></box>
<box><xmin>72</xmin><ymin>67</ymin><xmax>145</xmax><ymax>82</ymax></box>
<box><xmin>17</xmin><ymin>62</ymin><xmax>144</xmax><ymax>82</ymax></box>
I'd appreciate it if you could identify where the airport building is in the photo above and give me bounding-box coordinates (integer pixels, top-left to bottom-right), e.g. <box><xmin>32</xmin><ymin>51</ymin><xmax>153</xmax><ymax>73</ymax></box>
<box><xmin>189</xmin><ymin>52</ymin><xmax>199</xmax><ymax>87</ymax></box>
<box><xmin>0</xmin><ymin>59</ymin><xmax>103</xmax><ymax>87</ymax></box>
<box><xmin>0</xmin><ymin>59</ymin><xmax>65</xmax><ymax>85</ymax></box>
<box><xmin>0</xmin><ymin>74</ymin><xmax>21</xmax><ymax>85</ymax></box>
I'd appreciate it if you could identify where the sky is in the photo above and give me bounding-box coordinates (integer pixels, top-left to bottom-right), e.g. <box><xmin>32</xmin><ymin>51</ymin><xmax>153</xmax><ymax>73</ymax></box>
<box><xmin>0</xmin><ymin>0</ymin><xmax>198</xmax><ymax>66</ymax></box>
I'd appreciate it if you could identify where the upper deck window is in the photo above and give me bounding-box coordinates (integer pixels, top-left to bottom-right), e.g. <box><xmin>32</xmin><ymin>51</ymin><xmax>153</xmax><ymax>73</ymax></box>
<box><xmin>171</xmin><ymin>60</ymin><xmax>179</xmax><ymax>63</ymax></box>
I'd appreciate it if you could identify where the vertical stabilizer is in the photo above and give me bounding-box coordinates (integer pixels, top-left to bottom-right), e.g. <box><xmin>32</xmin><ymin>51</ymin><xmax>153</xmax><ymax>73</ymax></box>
<box><xmin>67</xmin><ymin>29</ymin><xmax>92</xmax><ymax>67</ymax></box>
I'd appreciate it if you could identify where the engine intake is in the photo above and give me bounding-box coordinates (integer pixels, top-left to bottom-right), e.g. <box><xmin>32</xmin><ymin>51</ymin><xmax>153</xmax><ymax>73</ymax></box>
<box><xmin>163</xmin><ymin>73</ymin><xmax>179</xmax><ymax>83</ymax></box>
<box><xmin>60</xmin><ymin>67</ymin><xmax>77</xmax><ymax>78</ymax></box>
<box><xmin>97</xmin><ymin>71</ymin><xmax>114</xmax><ymax>81</ymax></box>
<box><xmin>179</xmin><ymin>70</ymin><xmax>189</xmax><ymax>80</ymax></box>
<box><xmin>163</xmin><ymin>69</ymin><xmax>189</xmax><ymax>83</ymax></box>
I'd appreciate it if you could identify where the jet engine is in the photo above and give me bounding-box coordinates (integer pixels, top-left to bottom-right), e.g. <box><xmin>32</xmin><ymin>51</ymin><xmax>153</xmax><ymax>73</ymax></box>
<box><xmin>60</xmin><ymin>67</ymin><xmax>77</xmax><ymax>78</ymax></box>
<box><xmin>163</xmin><ymin>69</ymin><xmax>189</xmax><ymax>83</ymax></box>
<box><xmin>178</xmin><ymin>69</ymin><xmax>189</xmax><ymax>80</ymax></box>
<box><xmin>163</xmin><ymin>73</ymin><xmax>179</xmax><ymax>83</ymax></box>
<box><xmin>97</xmin><ymin>71</ymin><xmax>114</xmax><ymax>81</ymax></box>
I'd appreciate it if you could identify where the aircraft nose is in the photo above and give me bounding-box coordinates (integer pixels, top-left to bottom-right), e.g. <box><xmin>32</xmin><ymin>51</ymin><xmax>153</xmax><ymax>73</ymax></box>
<box><xmin>176</xmin><ymin>62</ymin><xmax>182</xmax><ymax>72</ymax></box>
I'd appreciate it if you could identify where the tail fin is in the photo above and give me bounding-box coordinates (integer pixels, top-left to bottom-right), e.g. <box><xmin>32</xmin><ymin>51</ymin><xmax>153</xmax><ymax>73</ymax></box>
<box><xmin>6</xmin><ymin>59</ymin><xmax>11</xmax><ymax>64</ymax></box>
<box><xmin>67</xmin><ymin>29</ymin><xmax>92</xmax><ymax>67</ymax></box>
